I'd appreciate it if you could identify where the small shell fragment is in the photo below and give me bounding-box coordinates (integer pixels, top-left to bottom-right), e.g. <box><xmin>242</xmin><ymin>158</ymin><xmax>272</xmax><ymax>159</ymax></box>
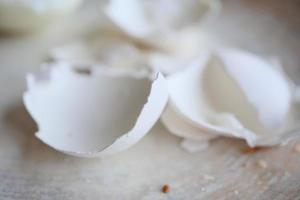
<box><xmin>243</xmin><ymin>147</ymin><xmax>263</xmax><ymax>154</ymax></box>
<box><xmin>23</xmin><ymin>62</ymin><xmax>168</xmax><ymax>157</ymax></box>
<box><xmin>293</xmin><ymin>143</ymin><xmax>300</xmax><ymax>154</ymax></box>
<box><xmin>257</xmin><ymin>160</ymin><xmax>268</xmax><ymax>169</ymax></box>
<box><xmin>203</xmin><ymin>174</ymin><xmax>215</xmax><ymax>181</ymax></box>
<box><xmin>181</xmin><ymin>139</ymin><xmax>210</xmax><ymax>153</ymax></box>
<box><xmin>161</xmin><ymin>48</ymin><xmax>296</xmax><ymax>148</ymax></box>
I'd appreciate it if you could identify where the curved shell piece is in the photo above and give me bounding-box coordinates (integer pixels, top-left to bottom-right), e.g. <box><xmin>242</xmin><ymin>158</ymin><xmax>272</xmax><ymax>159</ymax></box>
<box><xmin>23</xmin><ymin>62</ymin><xmax>168</xmax><ymax>157</ymax></box>
<box><xmin>162</xmin><ymin>48</ymin><xmax>293</xmax><ymax>147</ymax></box>
<box><xmin>216</xmin><ymin>48</ymin><xmax>291</xmax><ymax>129</ymax></box>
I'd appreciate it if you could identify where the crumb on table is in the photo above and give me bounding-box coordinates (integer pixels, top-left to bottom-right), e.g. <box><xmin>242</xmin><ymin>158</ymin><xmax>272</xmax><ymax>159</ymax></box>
<box><xmin>162</xmin><ymin>184</ymin><xmax>170</xmax><ymax>193</ymax></box>
<box><xmin>203</xmin><ymin>174</ymin><xmax>215</xmax><ymax>181</ymax></box>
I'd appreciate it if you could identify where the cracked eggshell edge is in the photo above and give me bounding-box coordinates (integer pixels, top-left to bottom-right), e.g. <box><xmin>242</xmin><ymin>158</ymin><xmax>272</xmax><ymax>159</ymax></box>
<box><xmin>23</xmin><ymin>63</ymin><xmax>169</xmax><ymax>157</ymax></box>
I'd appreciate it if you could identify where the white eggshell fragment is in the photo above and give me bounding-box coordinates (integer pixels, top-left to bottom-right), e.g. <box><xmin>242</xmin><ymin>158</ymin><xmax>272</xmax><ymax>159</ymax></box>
<box><xmin>161</xmin><ymin>103</ymin><xmax>218</xmax><ymax>141</ymax></box>
<box><xmin>0</xmin><ymin>0</ymin><xmax>82</xmax><ymax>32</ymax></box>
<box><xmin>147</xmin><ymin>31</ymin><xmax>224</xmax><ymax>75</ymax></box>
<box><xmin>104</xmin><ymin>0</ymin><xmax>220</xmax><ymax>43</ymax></box>
<box><xmin>162</xmin><ymin>48</ymin><xmax>293</xmax><ymax>147</ymax></box>
<box><xmin>23</xmin><ymin>62</ymin><xmax>168</xmax><ymax>157</ymax></box>
<box><xmin>215</xmin><ymin>49</ymin><xmax>291</xmax><ymax>129</ymax></box>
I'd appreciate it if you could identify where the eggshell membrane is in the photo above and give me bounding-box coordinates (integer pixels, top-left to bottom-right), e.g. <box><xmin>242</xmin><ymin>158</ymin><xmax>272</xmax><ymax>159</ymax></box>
<box><xmin>162</xmin><ymin>49</ymin><xmax>292</xmax><ymax>147</ymax></box>
<box><xmin>216</xmin><ymin>48</ymin><xmax>291</xmax><ymax>129</ymax></box>
<box><xmin>163</xmin><ymin>56</ymin><xmax>257</xmax><ymax>146</ymax></box>
<box><xmin>23</xmin><ymin>62</ymin><xmax>168</xmax><ymax>157</ymax></box>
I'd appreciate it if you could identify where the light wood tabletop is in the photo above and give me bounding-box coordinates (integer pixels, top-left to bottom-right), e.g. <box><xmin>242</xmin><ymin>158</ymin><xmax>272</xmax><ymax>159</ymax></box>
<box><xmin>0</xmin><ymin>0</ymin><xmax>299</xmax><ymax>199</ymax></box>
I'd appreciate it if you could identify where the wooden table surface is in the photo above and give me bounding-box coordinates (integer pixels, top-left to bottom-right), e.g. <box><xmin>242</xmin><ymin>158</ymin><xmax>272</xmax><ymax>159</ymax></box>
<box><xmin>0</xmin><ymin>0</ymin><xmax>300</xmax><ymax>199</ymax></box>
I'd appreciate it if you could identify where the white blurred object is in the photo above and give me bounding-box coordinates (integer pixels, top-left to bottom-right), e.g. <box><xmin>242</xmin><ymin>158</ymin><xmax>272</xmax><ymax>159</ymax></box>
<box><xmin>0</xmin><ymin>0</ymin><xmax>83</xmax><ymax>32</ymax></box>
<box><xmin>161</xmin><ymin>48</ymin><xmax>296</xmax><ymax>148</ymax></box>
<box><xmin>105</xmin><ymin>0</ymin><xmax>221</xmax><ymax>47</ymax></box>
<box><xmin>23</xmin><ymin>62</ymin><xmax>168</xmax><ymax>157</ymax></box>
<box><xmin>50</xmin><ymin>37</ymin><xmax>147</xmax><ymax>68</ymax></box>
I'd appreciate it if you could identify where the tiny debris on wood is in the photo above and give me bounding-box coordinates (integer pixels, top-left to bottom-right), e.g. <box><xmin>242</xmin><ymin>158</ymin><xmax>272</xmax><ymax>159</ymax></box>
<box><xmin>234</xmin><ymin>190</ymin><xmax>239</xmax><ymax>195</ymax></box>
<box><xmin>162</xmin><ymin>184</ymin><xmax>170</xmax><ymax>193</ymax></box>
<box><xmin>293</xmin><ymin>143</ymin><xmax>300</xmax><ymax>153</ymax></box>
<box><xmin>257</xmin><ymin>160</ymin><xmax>267</xmax><ymax>169</ymax></box>
<box><xmin>257</xmin><ymin>180</ymin><xmax>263</xmax><ymax>186</ymax></box>
<box><xmin>203</xmin><ymin>174</ymin><xmax>215</xmax><ymax>181</ymax></box>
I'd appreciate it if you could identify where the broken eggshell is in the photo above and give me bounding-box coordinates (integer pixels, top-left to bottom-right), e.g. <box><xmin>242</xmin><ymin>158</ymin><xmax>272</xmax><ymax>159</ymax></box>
<box><xmin>23</xmin><ymin>62</ymin><xmax>168</xmax><ymax>157</ymax></box>
<box><xmin>147</xmin><ymin>31</ymin><xmax>225</xmax><ymax>75</ymax></box>
<box><xmin>161</xmin><ymin>48</ymin><xmax>294</xmax><ymax>147</ymax></box>
<box><xmin>104</xmin><ymin>0</ymin><xmax>221</xmax><ymax>47</ymax></box>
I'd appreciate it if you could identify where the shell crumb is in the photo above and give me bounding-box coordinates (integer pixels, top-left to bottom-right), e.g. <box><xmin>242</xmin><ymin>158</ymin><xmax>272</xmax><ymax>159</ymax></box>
<box><xmin>234</xmin><ymin>190</ymin><xmax>239</xmax><ymax>195</ymax></box>
<box><xmin>257</xmin><ymin>180</ymin><xmax>263</xmax><ymax>186</ymax></box>
<box><xmin>203</xmin><ymin>174</ymin><xmax>215</xmax><ymax>181</ymax></box>
<box><xmin>257</xmin><ymin>160</ymin><xmax>267</xmax><ymax>169</ymax></box>
<box><xmin>293</xmin><ymin>143</ymin><xmax>300</xmax><ymax>153</ymax></box>
<box><xmin>260</xmin><ymin>185</ymin><xmax>269</xmax><ymax>192</ymax></box>
<box><xmin>162</xmin><ymin>184</ymin><xmax>170</xmax><ymax>193</ymax></box>
<box><xmin>201</xmin><ymin>187</ymin><xmax>206</xmax><ymax>192</ymax></box>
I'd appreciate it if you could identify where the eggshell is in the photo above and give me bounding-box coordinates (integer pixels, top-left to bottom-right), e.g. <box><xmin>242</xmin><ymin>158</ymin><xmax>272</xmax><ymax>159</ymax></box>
<box><xmin>161</xmin><ymin>49</ymin><xmax>294</xmax><ymax>147</ymax></box>
<box><xmin>215</xmin><ymin>48</ymin><xmax>291</xmax><ymax>129</ymax></box>
<box><xmin>23</xmin><ymin>62</ymin><xmax>168</xmax><ymax>157</ymax></box>
<box><xmin>181</xmin><ymin>139</ymin><xmax>210</xmax><ymax>153</ymax></box>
